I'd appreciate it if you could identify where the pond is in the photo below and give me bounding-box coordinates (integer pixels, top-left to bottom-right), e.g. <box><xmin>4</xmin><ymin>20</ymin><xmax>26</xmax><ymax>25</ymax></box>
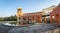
<box><xmin>2</xmin><ymin>21</ymin><xmax>34</xmax><ymax>26</ymax></box>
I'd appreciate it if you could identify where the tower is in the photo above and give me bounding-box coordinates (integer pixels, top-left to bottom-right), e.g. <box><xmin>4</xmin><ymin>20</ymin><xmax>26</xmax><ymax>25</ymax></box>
<box><xmin>17</xmin><ymin>8</ymin><xmax>23</xmax><ymax>25</ymax></box>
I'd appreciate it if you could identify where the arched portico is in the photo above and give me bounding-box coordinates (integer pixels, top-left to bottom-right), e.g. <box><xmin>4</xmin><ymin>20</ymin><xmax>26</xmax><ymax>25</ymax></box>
<box><xmin>21</xmin><ymin>14</ymin><xmax>42</xmax><ymax>23</ymax></box>
<box><xmin>31</xmin><ymin>14</ymin><xmax>42</xmax><ymax>23</ymax></box>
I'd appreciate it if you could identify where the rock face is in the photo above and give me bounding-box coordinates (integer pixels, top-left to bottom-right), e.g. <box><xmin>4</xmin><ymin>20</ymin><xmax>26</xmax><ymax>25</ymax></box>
<box><xmin>8</xmin><ymin>24</ymin><xmax>58</xmax><ymax>33</ymax></box>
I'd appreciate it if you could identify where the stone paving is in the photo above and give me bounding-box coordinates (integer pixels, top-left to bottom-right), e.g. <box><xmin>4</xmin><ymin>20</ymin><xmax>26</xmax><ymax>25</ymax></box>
<box><xmin>8</xmin><ymin>23</ymin><xmax>59</xmax><ymax>33</ymax></box>
<box><xmin>0</xmin><ymin>24</ymin><xmax>14</xmax><ymax>33</ymax></box>
<box><xmin>0</xmin><ymin>23</ymin><xmax>59</xmax><ymax>33</ymax></box>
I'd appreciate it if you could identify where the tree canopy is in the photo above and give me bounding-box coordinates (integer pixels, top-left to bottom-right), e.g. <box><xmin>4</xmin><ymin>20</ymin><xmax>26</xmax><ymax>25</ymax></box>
<box><xmin>0</xmin><ymin>15</ymin><xmax>17</xmax><ymax>21</ymax></box>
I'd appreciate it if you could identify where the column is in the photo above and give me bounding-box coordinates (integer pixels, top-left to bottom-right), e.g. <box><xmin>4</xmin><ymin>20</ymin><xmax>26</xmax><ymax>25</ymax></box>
<box><xmin>32</xmin><ymin>17</ymin><xmax>34</xmax><ymax>23</ymax></box>
<box><xmin>38</xmin><ymin>17</ymin><xmax>40</xmax><ymax>23</ymax></box>
<box><xmin>26</xmin><ymin>16</ymin><xmax>28</xmax><ymax>24</ymax></box>
<box><xmin>44</xmin><ymin>16</ymin><xmax>46</xmax><ymax>23</ymax></box>
<box><xmin>50</xmin><ymin>16</ymin><xmax>52</xmax><ymax>24</ymax></box>
<box><xmin>40</xmin><ymin>16</ymin><xmax>42</xmax><ymax>23</ymax></box>
<box><xmin>55</xmin><ymin>14</ymin><xmax>60</xmax><ymax>26</ymax></box>
<box><xmin>34</xmin><ymin>17</ymin><xmax>36</xmax><ymax>23</ymax></box>
<box><xmin>29</xmin><ymin>17</ymin><xmax>32</xmax><ymax>20</ymax></box>
<box><xmin>17</xmin><ymin>16</ymin><xmax>19</xmax><ymax>25</ymax></box>
<box><xmin>29</xmin><ymin>17</ymin><xmax>32</xmax><ymax>23</ymax></box>
<box><xmin>59</xmin><ymin>15</ymin><xmax>60</xmax><ymax>26</ymax></box>
<box><xmin>36</xmin><ymin>16</ymin><xmax>42</xmax><ymax>23</ymax></box>
<box><xmin>55</xmin><ymin>15</ymin><xmax>59</xmax><ymax>25</ymax></box>
<box><xmin>20</xmin><ymin>17</ymin><xmax>24</xmax><ymax>25</ymax></box>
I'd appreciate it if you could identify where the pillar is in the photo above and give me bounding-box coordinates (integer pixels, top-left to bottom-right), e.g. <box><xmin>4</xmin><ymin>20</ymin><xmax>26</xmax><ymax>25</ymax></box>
<box><xmin>35</xmin><ymin>15</ymin><xmax>42</xmax><ymax>23</ymax></box>
<box><xmin>29</xmin><ymin>17</ymin><xmax>32</xmax><ymax>23</ymax></box>
<box><xmin>38</xmin><ymin>17</ymin><xmax>41</xmax><ymax>23</ymax></box>
<box><xmin>36</xmin><ymin>17</ymin><xmax>38</xmax><ymax>23</ymax></box>
<box><xmin>59</xmin><ymin>15</ymin><xmax>60</xmax><ymax>26</ymax></box>
<box><xmin>17</xmin><ymin>16</ymin><xmax>20</xmax><ymax>25</ymax></box>
<box><xmin>50</xmin><ymin>16</ymin><xmax>52</xmax><ymax>24</ymax></box>
<box><xmin>40</xmin><ymin>16</ymin><xmax>42</xmax><ymax>23</ymax></box>
<box><xmin>21</xmin><ymin>17</ymin><xmax>24</xmax><ymax>25</ymax></box>
<box><xmin>29</xmin><ymin>17</ymin><xmax>32</xmax><ymax>20</ymax></box>
<box><xmin>26</xmin><ymin>17</ymin><xmax>28</xmax><ymax>20</ymax></box>
<box><xmin>44</xmin><ymin>16</ymin><xmax>46</xmax><ymax>23</ymax></box>
<box><xmin>55</xmin><ymin>14</ymin><xmax>60</xmax><ymax>26</ymax></box>
<box><xmin>26</xmin><ymin>16</ymin><xmax>29</xmax><ymax>24</ymax></box>
<box><xmin>34</xmin><ymin>17</ymin><xmax>36</xmax><ymax>23</ymax></box>
<box><xmin>32</xmin><ymin>17</ymin><xmax>34</xmax><ymax>23</ymax></box>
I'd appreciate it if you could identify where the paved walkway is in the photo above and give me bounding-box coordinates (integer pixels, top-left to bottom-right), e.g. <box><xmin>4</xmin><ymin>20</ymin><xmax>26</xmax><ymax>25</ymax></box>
<box><xmin>8</xmin><ymin>23</ymin><xmax>59</xmax><ymax>33</ymax></box>
<box><xmin>0</xmin><ymin>24</ymin><xmax>14</xmax><ymax>33</ymax></box>
<box><xmin>0</xmin><ymin>23</ymin><xmax>59</xmax><ymax>33</ymax></box>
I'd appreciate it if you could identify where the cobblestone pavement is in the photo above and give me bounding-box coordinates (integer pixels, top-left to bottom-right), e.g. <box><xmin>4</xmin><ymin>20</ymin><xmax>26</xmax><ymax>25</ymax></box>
<box><xmin>0</xmin><ymin>24</ymin><xmax>14</xmax><ymax>33</ymax></box>
<box><xmin>0</xmin><ymin>23</ymin><xmax>59</xmax><ymax>33</ymax></box>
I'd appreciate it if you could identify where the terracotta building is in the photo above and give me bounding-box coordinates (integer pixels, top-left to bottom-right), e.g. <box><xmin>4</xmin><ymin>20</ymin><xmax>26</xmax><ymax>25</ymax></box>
<box><xmin>22</xmin><ymin>12</ymin><xmax>42</xmax><ymax>23</ymax></box>
<box><xmin>50</xmin><ymin>4</ymin><xmax>60</xmax><ymax>26</ymax></box>
<box><xmin>16</xmin><ymin>6</ymin><xmax>55</xmax><ymax>25</ymax></box>
<box><xmin>17</xmin><ymin>8</ymin><xmax>42</xmax><ymax>24</ymax></box>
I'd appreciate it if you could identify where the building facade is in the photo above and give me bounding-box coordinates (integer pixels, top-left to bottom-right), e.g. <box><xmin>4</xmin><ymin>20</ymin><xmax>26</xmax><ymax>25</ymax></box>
<box><xmin>50</xmin><ymin>4</ymin><xmax>60</xmax><ymax>26</ymax></box>
<box><xmin>16</xmin><ymin>5</ymin><xmax>56</xmax><ymax>25</ymax></box>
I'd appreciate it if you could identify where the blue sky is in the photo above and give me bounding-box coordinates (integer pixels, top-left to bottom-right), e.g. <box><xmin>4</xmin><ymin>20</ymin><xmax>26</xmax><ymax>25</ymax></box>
<box><xmin>0</xmin><ymin>0</ymin><xmax>60</xmax><ymax>17</ymax></box>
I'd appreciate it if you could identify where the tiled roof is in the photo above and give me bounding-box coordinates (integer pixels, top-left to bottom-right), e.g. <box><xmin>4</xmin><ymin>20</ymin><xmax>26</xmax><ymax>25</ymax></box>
<box><xmin>22</xmin><ymin>12</ymin><xmax>43</xmax><ymax>16</ymax></box>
